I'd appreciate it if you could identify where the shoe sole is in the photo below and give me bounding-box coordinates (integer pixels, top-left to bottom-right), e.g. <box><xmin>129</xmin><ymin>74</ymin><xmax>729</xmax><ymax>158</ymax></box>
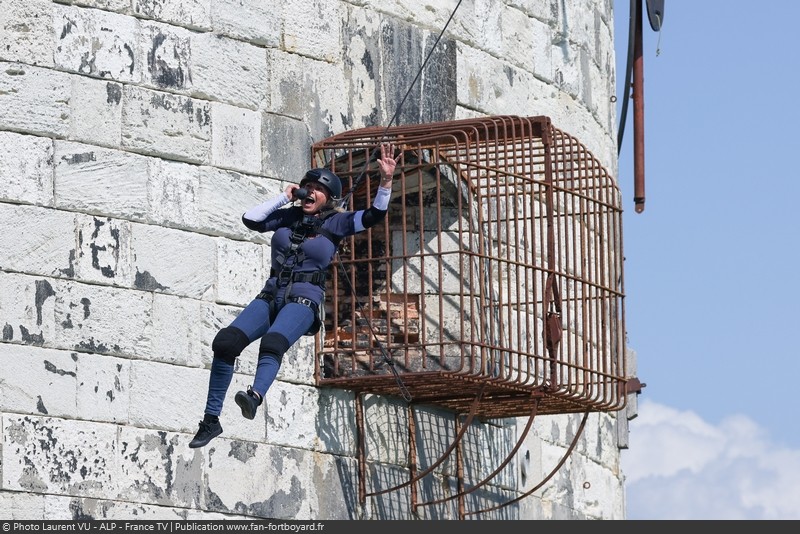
<box><xmin>188</xmin><ymin>427</ymin><xmax>222</xmax><ymax>448</ymax></box>
<box><xmin>235</xmin><ymin>391</ymin><xmax>257</xmax><ymax>420</ymax></box>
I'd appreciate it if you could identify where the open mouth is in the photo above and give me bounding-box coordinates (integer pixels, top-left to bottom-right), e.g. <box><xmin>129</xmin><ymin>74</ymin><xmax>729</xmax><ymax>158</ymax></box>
<box><xmin>302</xmin><ymin>197</ymin><xmax>315</xmax><ymax>207</ymax></box>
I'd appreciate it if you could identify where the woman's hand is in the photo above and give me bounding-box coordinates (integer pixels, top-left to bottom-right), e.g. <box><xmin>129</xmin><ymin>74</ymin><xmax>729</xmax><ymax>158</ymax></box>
<box><xmin>285</xmin><ymin>184</ymin><xmax>300</xmax><ymax>198</ymax></box>
<box><xmin>377</xmin><ymin>143</ymin><xmax>399</xmax><ymax>187</ymax></box>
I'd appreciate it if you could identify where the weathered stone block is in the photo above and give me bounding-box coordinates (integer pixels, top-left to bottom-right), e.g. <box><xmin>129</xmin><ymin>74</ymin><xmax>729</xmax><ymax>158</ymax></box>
<box><xmin>0</xmin><ymin>62</ymin><xmax>71</xmax><ymax>138</ymax></box>
<box><xmin>0</xmin><ymin>0</ymin><xmax>54</xmax><ymax>67</ymax></box>
<box><xmin>75</xmin><ymin>213</ymin><xmax>134</xmax><ymax>286</ymax></box>
<box><xmin>146</xmin><ymin>158</ymin><xmax>201</xmax><ymax>229</ymax></box>
<box><xmin>133</xmin><ymin>0</ymin><xmax>212</xmax><ymax>31</ymax></box>
<box><xmin>0</xmin><ymin>204</ymin><xmax>75</xmax><ymax>278</ymax></box>
<box><xmin>0</xmin><ymin>344</ymin><xmax>78</xmax><ymax>418</ymax></box>
<box><xmin>190</xmin><ymin>32</ymin><xmax>268</xmax><ymax>110</ymax></box>
<box><xmin>216</xmin><ymin>238</ymin><xmax>265</xmax><ymax>307</ymax></box>
<box><xmin>260</xmin><ymin>113</ymin><xmax>309</xmax><ymax>182</ymax></box>
<box><xmin>196</xmin><ymin>167</ymin><xmax>278</xmax><ymax>241</ymax></box>
<box><xmin>204</xmin><ymin>441</ymin><xmax>314</xmax><ymax>518</ymax></box>
<box><xmin>282</xmin><ymin>0</ymin><xmax>342</xmax><ymax>63</ymax></box>
<box><xmin>117</xmin><ymin>425</ymin><xmax>202</xmax><ymax>508</ymax></box>
<box><xmin>151</xmin><ymin>292</ymin><xmax>205</xmax><ymax>368</ymax></box>
<box><xmin>54</xmin><ymin>4</ymin><xmax>141</xmax><ymax>83</ymax></box>
<box><xmin>69</xmin><ymin>77</ymin><xmax>123</xmax><ymax>148</ymax></box>
<box><xmin>266</xmin><ymin>381</ymin><xmax>322</xmax><ymax>451</ymax></box>
<box><xmin>211</xmin><ymin>0</ymin><xmax>281</xmax><ymax>46</ymax></box>
<box><xmin>122</xmin><ymin>85</ymin><xmax>211</xmax><ymax>164</ymax></box>
<box><xmin>0</xmin><ymin>132</ymin><xmax>54</xmax><ymax>206</ymax></box>
<box><xmin>75</xmin><ymin>351</ymin><xmax>132</xmax><ymax>424</ymax></box>
<box><xmin>139</xmin><ymin>20</ymin><xmax>192</xmax><ymax>91</ymax></box>
<box><xmin>130</xmin><ymin>222</ymin><xmax>215</xmax><ymax>299</ymax></box>
<box><xmin>2</xmin><ymin>415</ymin><xmax>119</xmax><ymax>498</ymax></box>
<box><xmin>211</xmin><ymin>102</ymin><xmax>262</xmax><ymax>175</ymax></box>
<box><xmin>54</xmin><ymin>141</ymin><xmax>150</xmax><ymax>220</ymax></box>
<box><xmin>54</xmin><ymin>279</ymin><xmax>154</xmax><ymax>357</ymax></box>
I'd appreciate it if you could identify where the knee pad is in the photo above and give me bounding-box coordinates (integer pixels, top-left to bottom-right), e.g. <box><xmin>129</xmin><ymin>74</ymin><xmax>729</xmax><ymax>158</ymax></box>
<box><xmin>212</xmin><ymin>326</ymin><xmax>250</xmax><ymax>365</ymax></box>
<box><xmin>258</xmin><ymin>332</ymin><xmax>291</xmax><ymax>364</ymax></box>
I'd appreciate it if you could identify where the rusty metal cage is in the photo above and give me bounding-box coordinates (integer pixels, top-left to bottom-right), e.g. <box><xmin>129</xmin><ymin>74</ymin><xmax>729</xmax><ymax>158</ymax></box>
<box><xmin>311</xmin><ymin>115</ymin><xmax>628</xmax><ymax>418</ymax></box>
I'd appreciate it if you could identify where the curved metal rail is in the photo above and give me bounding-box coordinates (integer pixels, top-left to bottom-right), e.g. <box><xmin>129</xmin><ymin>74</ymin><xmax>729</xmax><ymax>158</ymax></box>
<box><xmin>363</xmin><ymin>384</ymin><xmax>487</xmax><ymax>498</ymax></box>
<box><xmin>415</xmin><ymin>398</ymin><xmax>540</xmax><ymax>508</ymax></box>
<box><xmin>465</xmin><ymin>410</ymin><xmax>591</xmax><ymax>516</ymax></box>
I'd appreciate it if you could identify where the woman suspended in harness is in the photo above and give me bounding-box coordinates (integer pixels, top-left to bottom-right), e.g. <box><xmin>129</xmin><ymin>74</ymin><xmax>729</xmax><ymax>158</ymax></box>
<box><xmin>190</xmin><ymin>142</ymin><xmax>399</xmax><ymax>448</ymax></box>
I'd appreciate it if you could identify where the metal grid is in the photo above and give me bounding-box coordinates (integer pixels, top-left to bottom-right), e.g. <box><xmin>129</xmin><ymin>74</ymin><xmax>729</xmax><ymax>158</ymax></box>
<box><xmin>311</xmin><ymin>115</ymin><xmax>628</xmax><ymax>418</ymax></box>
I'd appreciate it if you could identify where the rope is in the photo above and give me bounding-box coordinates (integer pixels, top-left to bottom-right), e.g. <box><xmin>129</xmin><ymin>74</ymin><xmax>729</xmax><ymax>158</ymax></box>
<box><xmin>338</xmin><ymin>0</ymin><xmax>464</xmax><ymax>208</ymax></box>
<box><xmin>328</xmin><ymin>1</ymin><xmax>465</xmax><ymax>402</ymax></box>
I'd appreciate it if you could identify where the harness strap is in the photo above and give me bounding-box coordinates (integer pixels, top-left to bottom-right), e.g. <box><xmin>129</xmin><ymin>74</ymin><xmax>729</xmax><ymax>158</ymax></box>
<box><xmin>271</xmin><ymin>209</ymin><xmax>340</xmax><ymax>291</ymax></box>
<box><xmin>272</xmin><ymin>270</ymin><xmax>327</xmax><ymax>286</ymax></box>
<box><xmin>287</xmin><ymin>296</ymin><xmax>317</xmax><ymax>310</ymax></box>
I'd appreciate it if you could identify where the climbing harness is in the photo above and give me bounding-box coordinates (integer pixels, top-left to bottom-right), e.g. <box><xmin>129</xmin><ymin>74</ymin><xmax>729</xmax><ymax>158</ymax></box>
<box><xmin>260</xmin><ymin>209</ymin><xmax>340</xmax><ymax>335</ymax></box>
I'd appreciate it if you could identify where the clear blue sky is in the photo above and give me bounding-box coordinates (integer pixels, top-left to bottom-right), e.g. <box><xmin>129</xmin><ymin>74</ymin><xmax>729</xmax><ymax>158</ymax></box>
<box><xmin>614</xmin><ymin>0</ymin><xmax>800</xmax><ymax>520</ymax></box>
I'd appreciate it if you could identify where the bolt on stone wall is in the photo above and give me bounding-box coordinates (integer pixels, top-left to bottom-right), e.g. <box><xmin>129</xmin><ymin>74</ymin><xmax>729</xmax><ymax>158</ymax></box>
<box><xmin>0</xmin><ymin>0</ymin><xmax>629</xmax><ymax>520</ymax></box>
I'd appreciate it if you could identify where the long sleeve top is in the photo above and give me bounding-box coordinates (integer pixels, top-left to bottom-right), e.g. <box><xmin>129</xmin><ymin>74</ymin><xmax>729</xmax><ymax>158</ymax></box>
<box><xmin>241</xmin><ymin>186</ymin><xmax>391</xmax><ymax>305</ymax></box>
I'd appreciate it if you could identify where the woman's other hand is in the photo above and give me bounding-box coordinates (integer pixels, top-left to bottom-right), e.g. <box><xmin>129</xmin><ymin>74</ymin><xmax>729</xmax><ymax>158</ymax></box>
<box><xmin>377</xmin><ymin>143</ymin><xmax>399</xmax><ymax>187</ymax></box>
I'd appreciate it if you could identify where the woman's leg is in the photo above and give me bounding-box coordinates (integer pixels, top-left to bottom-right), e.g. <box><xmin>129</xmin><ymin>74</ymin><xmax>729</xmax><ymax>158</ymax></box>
<box><xmin>251</xmin><ymin>302</ymin><xmax>315</xmax><ymax>398</ymax></box>
<box><xmin>203</xmin><ymin>298</ymin><xmax>272</xmax><ymax>416</ymax></box>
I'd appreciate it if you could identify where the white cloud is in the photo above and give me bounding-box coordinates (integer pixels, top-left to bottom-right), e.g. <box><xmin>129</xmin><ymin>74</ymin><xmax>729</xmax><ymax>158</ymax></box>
<box><xmin>621</xmin><ymin>399</ymin><xmax>800</xmax><ymax>520</ymax></box>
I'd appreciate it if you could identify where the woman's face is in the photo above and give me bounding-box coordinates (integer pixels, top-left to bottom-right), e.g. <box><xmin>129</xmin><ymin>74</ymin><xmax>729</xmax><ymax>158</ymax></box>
<box><xmin>300</xmin><ymin>182</ymin><xmax>330</xmax><ymax>214</ymax></box>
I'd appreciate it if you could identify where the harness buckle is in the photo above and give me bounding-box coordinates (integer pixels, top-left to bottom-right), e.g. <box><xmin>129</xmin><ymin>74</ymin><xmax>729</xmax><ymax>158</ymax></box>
<box><xmin>255</xmin><ymin>291</ymin><xmax>274</xmax><ymax>301</ymax></box>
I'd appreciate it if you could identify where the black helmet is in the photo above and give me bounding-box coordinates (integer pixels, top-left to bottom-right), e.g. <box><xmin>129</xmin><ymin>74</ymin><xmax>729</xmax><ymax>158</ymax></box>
<box><xmin>301</xmin><ymin>168</ymin><xmax>342</xmax><ymax>199</ymax></box>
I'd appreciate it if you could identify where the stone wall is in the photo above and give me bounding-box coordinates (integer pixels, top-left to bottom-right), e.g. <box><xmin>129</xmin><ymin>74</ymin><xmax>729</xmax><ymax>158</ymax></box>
<box><xmin>0</xmin><ymin>0</ymin><xmax>628</xmax><ymax>520</ymax></box>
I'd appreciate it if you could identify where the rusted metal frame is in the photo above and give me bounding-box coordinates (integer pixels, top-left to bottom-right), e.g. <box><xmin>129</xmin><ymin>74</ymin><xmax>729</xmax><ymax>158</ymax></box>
<box><xmin>591</xmin><ymin>148</ymin><xmax>620</xmax><ymax>407</ymax></box>
<box><xmin>407</xmin><ymin>134</ymin><xmax>471</xmax><ymax>374</ymax></box>
<box><xmin>542</xmin><ymin>123</ymin><xmax>562</xmax><ymax>391</ymax></box>
<box><xmin>613</xmin><ymin>179</ymin><xmax>627</xmax><ymax>404</ymax></box>
<box><xmin>451</xmin><ymin>140</ymin><xmax>476</xmax><ymax>376</ymax></box>
<box><xmin>416</xmin><ymin>398</ymin><xmax>540</xmax><ymax>509</ymax></box>
<box><xmin>633</xmin><ymin>0</ymin><xmax>646</xmax><ymax>213</ymax></box>
<box><xmin>318</xmin><ymin>115</ymin><xmax>624</xmax><ymax>410</ymax></box>
<box><xmin>596</xmin><ymin>167</ymin><xmax>614</xmax><ymax>407</ymax></box>
<box><xmin>395</xmin><ymin>148</ymin><xmax>414</xmax><ymax>371</ymax></box>
<box><xmin>407</xmin><ymin>149</ymin><xmax>429</xmax><ymax>370</ymax></box>
<box><xmin>430</xmin><ymin>145</ymin><xmax>448</xmax><ymax>375</ymax></box>
<box><xmin>356</xmin><ymin>393</ymin><xmax>367</xmax><ymax>506</ymax></box>
<box><xmin>508</xmin><ymin>149</ymin><xmax>528</xmax><ymax>388</ymax></box>
<box><xmin>604</xmin><ymin>158</ymin><xmax>627</xmax><ymax>406</ymax></box>
<box><xmin>409</xmin><ymin>404</ymin><xmax>419</xmax><ymax>514</ymax></box>
<box><xmin>491</xmin><ymin>118</ymin><xmax>514</xmax><ymax>385</ymax></box>
<box><xmin>482</xmin><ymin>159</ymin><xmax>536</xmax><ymax>390</ymax></box>
<box><xmin>456</xmin><ymin>414</ymin><xmax>466</xmax><ymax>520</ymax></box>
<box><xmin>341</xmin><ymin>163</ymin><xmax>360</xmax><ymax>374</ymax></box>
<box><xmin>480</xmin><ymin>119</ymin><xmax>512</xmax><ymax>384</ymax></box>
<box><xmin>552</xmin><ymin>132</ymin><xmax>624</xmax><ymax>407</ymax></box>
<box><xmin>581</xmin><ymin>141</ymin><xmax>599</xmax><ymax>402</ymax></box>
<box><xmin>532</xmin><ymin>145</ymin><xmax>548</xmax><ymax>390</ymax></box>
<box><xmin>453</xmin><ymin>129</ymin><xmax>487</xmax><ymax>376</ymax></box>
<box><xmin>465</xmin><ymin>409</ymin><xmax>591</xmax><ymax>516</ymax></box>
<box><xmin>365</xmin><ymin>384</ymin><xmax>487</xmax><ymax>498</ymax></box>
<box><xmin>587</xmin><ymin>151</ymin><xmax>607</xmax><ymax>406</ymax></box>
<box><xmin>461</xmin><ymin>126</ymin><xmax>493</xmax><ymax>381</ymax></box>
<box><xmin>361</xmin><ymin>148</ymin><xmax>380</xmax><ymax>369</ymax></box>
<box><xmin>519</xmin><ymin>134</ymin><xmax>541</xmax><ymax>388</ymax></box>
<box><xmin>574</xmin><ymin>138</ymin><xmax>597</xmax><ymax>403</ymax></box>
<box><xmin>483</xmin><ymin>127</ymin><xmax>527</xmax><ymax>387</ymax></box>
<box><xmin>555</xmin><ymin>133</ymin><xmax>577</xmax><ymax>396</ymax></box>
<box><xmin>432</xmin><ymin>133</ymin><xmax>485</xmax><ymax>376</ymax></box>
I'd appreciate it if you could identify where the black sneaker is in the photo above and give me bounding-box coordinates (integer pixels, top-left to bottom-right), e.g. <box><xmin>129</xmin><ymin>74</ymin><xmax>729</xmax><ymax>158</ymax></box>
<box><xmin>235</xmin><ymin>386</ymin><xmax>262</xmax><ymax>420</ymax></box>
<box><xmin>189</xmin><ymin>418</ymin><xmax>222</xmax><ymax>448</ymax></box>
